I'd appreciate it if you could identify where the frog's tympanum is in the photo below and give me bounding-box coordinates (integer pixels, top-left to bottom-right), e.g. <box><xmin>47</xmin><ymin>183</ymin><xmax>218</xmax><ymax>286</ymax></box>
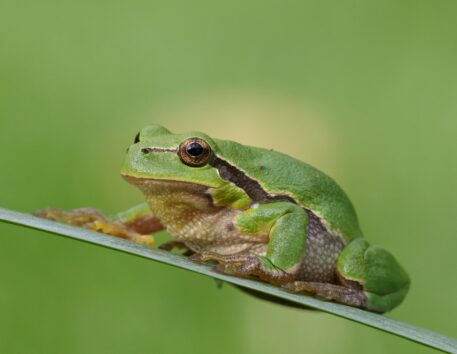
<box><xmin>37</xmin><ymin>125</ymin><xmax>410</xmax><ymax>313</ymax></box>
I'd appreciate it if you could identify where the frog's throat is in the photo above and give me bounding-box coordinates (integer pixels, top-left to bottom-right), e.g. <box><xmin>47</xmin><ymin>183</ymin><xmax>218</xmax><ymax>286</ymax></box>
<box><xmin>122</xmin><ymin>174</ymin><xmax>210</xmax><ymax>188</ymax></box>
<box><xmin>121</xmin><ymin>175</ymin><xmax>214</xmax><ymax>209</ymax></box>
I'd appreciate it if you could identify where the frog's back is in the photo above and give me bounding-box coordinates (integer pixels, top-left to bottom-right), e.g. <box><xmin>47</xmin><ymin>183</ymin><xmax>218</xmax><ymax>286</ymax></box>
<box><xmin>214</xmin><ymin>139</ymin><xmax>363</xmax><ymax>242</ymax></box>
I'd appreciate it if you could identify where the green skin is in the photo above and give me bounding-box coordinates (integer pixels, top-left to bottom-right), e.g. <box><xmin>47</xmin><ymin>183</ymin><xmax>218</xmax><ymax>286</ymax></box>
<box><xmin>118</xmin><ymin>125</ymin><xmax>410</xmax><ymax>313</ymax></box>
<box><xmin>37</xmin><ymin>124</ymin><xmax>410</xmax><ymax>313</ymax></box>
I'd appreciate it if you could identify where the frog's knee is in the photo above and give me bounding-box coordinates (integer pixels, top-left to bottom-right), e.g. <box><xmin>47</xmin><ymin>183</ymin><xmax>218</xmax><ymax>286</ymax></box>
<box><xmin>337</xmin><ymin>239</ymin><xmax>410</xmax><ymax>312</ymax></box>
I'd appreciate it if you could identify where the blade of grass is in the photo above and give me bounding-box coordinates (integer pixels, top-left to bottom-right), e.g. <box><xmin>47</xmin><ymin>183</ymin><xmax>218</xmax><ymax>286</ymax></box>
<box><xmin>0</xmin><ymin>207</ymin><xmax>456</xmax><ymax>354</ymax></box>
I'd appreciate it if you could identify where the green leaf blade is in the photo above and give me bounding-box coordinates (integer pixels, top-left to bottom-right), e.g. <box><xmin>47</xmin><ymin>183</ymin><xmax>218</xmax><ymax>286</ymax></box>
<box><xmin>1</xmin><ymin>207</ymin><xmax>456</xmax><ymax>354</ymax></box>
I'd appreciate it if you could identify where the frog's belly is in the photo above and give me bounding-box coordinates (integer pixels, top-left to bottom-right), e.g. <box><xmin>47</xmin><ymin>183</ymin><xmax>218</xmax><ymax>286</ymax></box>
<box><xmin>142</xmin><ymin>181</ymin><xmax>268</xmax><ymax>252</ymax></box>
<box><xmin>179</xmin><ymin>209</ymin><xmax>344</xmax><ymax>285</ymax></box>
<box><xmin>164</xmin><ymin>204</ymin><xmax>344</xmax><ymax>281</ymax></box>
<box><xmin>161</xmin><ymin>206</ymin><xmax>268</xmax><ymax>255</ymax></box>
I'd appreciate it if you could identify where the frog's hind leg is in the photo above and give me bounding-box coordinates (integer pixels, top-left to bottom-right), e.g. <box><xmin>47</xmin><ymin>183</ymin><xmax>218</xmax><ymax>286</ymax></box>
<box><xmin>287</xmin><ymin>238</ymin><xmax>409</xmax><ymax>312</ymax></box>
<box><xmin>284</xmin><ymin>238</ymin><xmax>410</xmax><ymax>313</ymax></box>
<box><xmin>335</xmin><ymin>238</ymin><xmax>410</xmax><ymax>313</ymax></box>
<box><xmin>34</xmin><ymin>203</ymin><xmax>162</xmax><ymax>247</ymax></box>
<box><xmin>282</xmin><ymin>281</ymin><xmax>368</xmax><ymax>309</ymax></box>
<box><xmin>192</xmin><ymin>250</ymin><xmax>296</xmax><ymax>285</ymax></box>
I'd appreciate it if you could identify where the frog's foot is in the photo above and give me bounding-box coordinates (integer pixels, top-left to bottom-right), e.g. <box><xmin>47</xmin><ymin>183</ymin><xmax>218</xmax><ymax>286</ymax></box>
<box><xmin>190</xmin><ymin>252</ymin><xmax>251</xmax><ymax>264</ymax></box>
<box><xmin>282</xmin><ymin>281</ymin><xmax>368</xmax><ymax>309</ymax></box>
<box><xmin>159</xmin><ymin>241</ymin><xmax>194</xmax><ymax>256</ymax></box>
<box><xmin>34</xmin><ymin>208</ymin><xmax>156</xmax><ymax>247</ymax></box>
<box><xmin>192</xmin><ymin>252</ymin><xmax>295</xmax><ymax>285</ymax></box>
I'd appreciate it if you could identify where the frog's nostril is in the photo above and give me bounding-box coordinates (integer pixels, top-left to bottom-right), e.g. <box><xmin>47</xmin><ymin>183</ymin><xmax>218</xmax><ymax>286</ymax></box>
<box><xmin>141</xmin><ymin>148</ymin><xmax>153</xmax><ymax>154</ymax></box>
<box><xmin>134</xmin><ymin>132</ymin><xmax>140</xmax><ymax>144</ymax></box>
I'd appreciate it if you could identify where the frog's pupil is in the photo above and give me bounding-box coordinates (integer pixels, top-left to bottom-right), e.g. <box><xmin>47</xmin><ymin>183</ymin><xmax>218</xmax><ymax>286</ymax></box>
<box><xmin>187</xmin><ymin>143</ymin><xmax>204</xmax><ymax>157</ymax></box>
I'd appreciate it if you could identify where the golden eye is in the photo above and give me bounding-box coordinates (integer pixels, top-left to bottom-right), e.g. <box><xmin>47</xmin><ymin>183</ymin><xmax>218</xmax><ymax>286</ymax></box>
<box><xmin>178</xmin><ymin>138</ymin><xmax>212</xmax><ymax>167</ymax></box>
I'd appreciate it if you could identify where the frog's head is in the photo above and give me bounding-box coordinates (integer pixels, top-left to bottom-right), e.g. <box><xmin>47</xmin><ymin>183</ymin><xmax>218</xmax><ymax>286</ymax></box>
<box><xmin>121</xmin><ymin>124</ymin><xmax>225</xmax><ymax>188</ymax></box>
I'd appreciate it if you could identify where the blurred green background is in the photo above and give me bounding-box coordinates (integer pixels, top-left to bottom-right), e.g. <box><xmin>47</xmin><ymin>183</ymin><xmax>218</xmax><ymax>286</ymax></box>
<box><xmin>1</xmin><ymin>0</ymin><xmax>456</xmax><ymax>353</ymax></box>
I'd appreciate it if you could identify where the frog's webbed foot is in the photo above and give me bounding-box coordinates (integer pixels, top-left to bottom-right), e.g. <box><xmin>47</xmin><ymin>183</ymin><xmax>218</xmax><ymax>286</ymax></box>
<box><xmin>34</xmin><ymin>207</ymin><xmax>158</xmax><ymax>248</ymax></box>
<box><xmin>282</xmin><ymin>281</ymin><xmax>368</xmax><ymax>310</ymax></box>
<box><xmin>190</xmin><ymin>252</ymin><xmax>251</xmax><ymax>264</ymax></box>
<box><xmin>192</xmin><ymin>252</ymin><xmax>295</xmax><ymax>285</ymax></box>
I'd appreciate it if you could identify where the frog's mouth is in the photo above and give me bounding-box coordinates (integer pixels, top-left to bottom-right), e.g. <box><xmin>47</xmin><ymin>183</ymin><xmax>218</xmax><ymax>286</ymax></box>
<box><xmin>121</xmin><ymin>174</ymin><xmax>210</xmax><ymax>189</ymax></box>
<box><xmin>121</xmin><ymin>174</ymin><xmax>154</xmax><ymax>185</ymax></box>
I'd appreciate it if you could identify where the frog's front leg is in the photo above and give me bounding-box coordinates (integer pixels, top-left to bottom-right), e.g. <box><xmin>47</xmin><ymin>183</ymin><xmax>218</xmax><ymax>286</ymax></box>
<box><xmin>200</xmin><ymin>202</ymin><xmax>308</xmax><ymax>285</ymax></box>
<box><xmin>34</xmin><ymin>202</ymin><xmax>162</xmax><ymax>247</ymax></box>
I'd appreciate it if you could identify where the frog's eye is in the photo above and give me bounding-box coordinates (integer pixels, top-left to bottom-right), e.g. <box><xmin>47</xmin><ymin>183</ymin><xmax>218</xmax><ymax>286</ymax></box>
<box><xmin>178</xmin><ymin>138</ymin><xmax>212</xmax><ymax>167</ymax></box>
<box><xmin>134</xmin><ymin>132</ymin><xmax>140</xmax><ymax>144</ymax></box>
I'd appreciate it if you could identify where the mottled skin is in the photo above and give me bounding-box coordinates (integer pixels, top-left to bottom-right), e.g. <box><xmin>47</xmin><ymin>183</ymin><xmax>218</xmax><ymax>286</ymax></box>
<box><xmin>36</xmin><ymin>125</ymin><xmax>410</xmax><ymax>313</ymax></box>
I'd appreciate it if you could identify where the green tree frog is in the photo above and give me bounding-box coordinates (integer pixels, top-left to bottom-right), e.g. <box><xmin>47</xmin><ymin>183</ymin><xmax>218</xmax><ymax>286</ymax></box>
<box><xmin>36</xmin><ymin>124</ymin><xmax>410</xmax><ymax>313</ymax></box>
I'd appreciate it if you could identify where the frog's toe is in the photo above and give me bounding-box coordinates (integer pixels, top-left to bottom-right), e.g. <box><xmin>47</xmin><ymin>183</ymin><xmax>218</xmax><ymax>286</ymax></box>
<box><xmin>33</xmin><ymin>207</ymin><xmax>106</xmax><ymax>226</ymax></box>
<box><xmin>34</xmin><ymin>207</ymin><xmax>156</xmax><ymax>248</ymax></box>
<box><xmin>191</xmin><ymin>252</ymin><xmax>252</xmax><ymax>264</ymax></box>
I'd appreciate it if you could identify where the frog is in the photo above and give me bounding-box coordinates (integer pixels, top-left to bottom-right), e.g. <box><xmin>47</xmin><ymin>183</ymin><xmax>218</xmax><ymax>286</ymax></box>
<box><xmin>36</xmin><ymin>124</ymin><xmax>410</xmax><ymax>313</ymax></box>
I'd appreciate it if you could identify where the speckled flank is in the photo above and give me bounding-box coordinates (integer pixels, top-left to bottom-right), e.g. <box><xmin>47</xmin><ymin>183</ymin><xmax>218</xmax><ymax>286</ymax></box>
<box><xmin>298</xmin><ymin>211</ymin><xmax>345</xmax><ymax>283</ymax></box>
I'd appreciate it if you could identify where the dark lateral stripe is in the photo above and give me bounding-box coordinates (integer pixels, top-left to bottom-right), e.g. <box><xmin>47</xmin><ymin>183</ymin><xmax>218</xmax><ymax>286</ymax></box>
<box><xmin>210</xmin><ymin>156</ymin><xmax>334</xmax><ymax>238</ymax></box>
<box><xmin>210</xmin><ymin>156</ymin><xmax>296</xmax><ymax>204</ymax></box>
<box><xmin>141</xmin><ymin>147</ymin><xmax>177</xmax><ymax>153</ymax></box>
